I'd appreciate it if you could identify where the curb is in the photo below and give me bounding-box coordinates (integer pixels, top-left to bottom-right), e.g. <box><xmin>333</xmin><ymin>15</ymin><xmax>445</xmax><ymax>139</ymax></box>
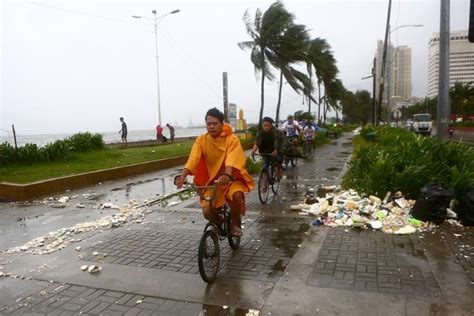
<box><xmin>0</xmin><ymin>155</ymin><xmax>189</xmax><ymax>202</ymax></box>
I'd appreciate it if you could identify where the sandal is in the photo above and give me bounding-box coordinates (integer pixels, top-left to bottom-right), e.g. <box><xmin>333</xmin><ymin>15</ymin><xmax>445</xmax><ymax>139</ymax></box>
<box><xmin>231</xmin><ymin>226</ymin><xmax>243</xmax><ymax>237</ymax></box>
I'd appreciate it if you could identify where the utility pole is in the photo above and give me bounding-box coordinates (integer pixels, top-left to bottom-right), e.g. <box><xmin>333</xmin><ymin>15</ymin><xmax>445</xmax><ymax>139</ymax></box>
<box><xmin>12</xmin><ymin>124</ymin><xmax>18</xmax><ymax>151</ymax></box>
<box><xmin>223</xmin><ymin>72</ymin><xmax>229</xmax><ymax>123</ymax></box>
<box><xmin>386</xmin><ymin>26</ymin><xmax>392</xmax><ymax>125</ymax></box>
<box><xmin>437</xmin><ymin>0</ymin><xmax>450</xmax><ymax>140</ymax></box>
<box><xmin>372</xmin><ymin>57</ymin><xmax>377</xmax><ymax>125</ymax></box>
<box><xmin>377</xmin><ymin>0</ymin><xmax>392</xmax><ymax>126</ymax></box>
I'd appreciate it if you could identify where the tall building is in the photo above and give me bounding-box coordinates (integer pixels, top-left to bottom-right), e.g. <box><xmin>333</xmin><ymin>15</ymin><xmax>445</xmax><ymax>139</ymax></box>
<box><xmin>428</xmin><ymin>30</ymin><xmax>474</xmax><ymax>98</ymax></box>
<box><xmin>375</xmin><ymin>40</ymin><xmax>413</xmax><ymax>107</ymax></box>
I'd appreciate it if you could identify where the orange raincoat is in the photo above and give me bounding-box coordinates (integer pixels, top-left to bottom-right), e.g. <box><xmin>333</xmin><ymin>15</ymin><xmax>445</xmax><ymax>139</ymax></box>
<box><xmin>184</xmin><ymin>124</ymin><xmax>254</xmax><ymax>213</ymax></box>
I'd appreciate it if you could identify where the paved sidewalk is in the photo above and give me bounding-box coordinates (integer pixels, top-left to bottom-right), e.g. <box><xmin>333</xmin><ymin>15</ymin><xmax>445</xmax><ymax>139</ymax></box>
<box><xmin>0</xmin><ymin>133</ymin><xmax>473</xmax><ymax>315</ymax></box>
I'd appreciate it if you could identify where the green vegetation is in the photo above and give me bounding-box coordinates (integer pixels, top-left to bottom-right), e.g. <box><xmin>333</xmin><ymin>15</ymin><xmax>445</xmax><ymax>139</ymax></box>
<box><xmin>0</xmin><ymin>142</ymin><xmax>193</xmax><ymax>184</ymax></box>
<box><xmin>0</xmin><ymin>132</ymin><xmax>104</xmax><ymax>166</ymax></box>
<box><xmin>343</xmin><ymin>126</ymin><xmax>474</xmax><ymax>200</ymax></box>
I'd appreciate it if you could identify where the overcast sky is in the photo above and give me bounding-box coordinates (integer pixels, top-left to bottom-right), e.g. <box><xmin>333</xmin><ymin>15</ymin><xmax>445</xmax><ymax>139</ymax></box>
<box><xmin>1</xmin><ymin>0</ymin><xmax>470</xmax><ymax>135</ymax></box>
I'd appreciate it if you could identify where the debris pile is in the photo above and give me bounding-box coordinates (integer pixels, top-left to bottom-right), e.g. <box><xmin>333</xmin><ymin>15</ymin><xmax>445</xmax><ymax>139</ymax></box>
<box><xmin>6</xmin><ymin>204</ymin><xmax>151</xmax><ymax>255</ymax></box>
<box><xmin>291</xmin><ymin>186</ymin><xmax>437</xmax><ymax>234</ymax></box>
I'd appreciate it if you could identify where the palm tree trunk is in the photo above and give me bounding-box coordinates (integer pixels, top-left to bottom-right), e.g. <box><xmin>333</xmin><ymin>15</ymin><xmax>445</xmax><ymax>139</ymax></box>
<box><xmin>323</xmin><ymin>97</ymin><xmax>328</xmax><ymax>123</ymax></box>
<box><xmin>259</xmin><ymin>52</ymin><xmax>265</xmax><ymax>129</ymax></box>
<box><xmin>275</xmin><ymin>71</ymin><xmax>284</xmax><ymax>127</ymax></box>
<box><xmin>317</xmin><ymin>82</ymin><xmax>321</xmax><ymax>123</ymax></box>
<box><xmin>308</xmin><ymin>71</ymin><xmax>312</xmax><ymax>114</ymax></box>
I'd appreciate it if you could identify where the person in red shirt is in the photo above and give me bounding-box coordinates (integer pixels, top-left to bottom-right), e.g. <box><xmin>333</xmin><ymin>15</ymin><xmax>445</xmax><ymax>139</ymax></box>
<box><xmin>156</xmin><ymin>124</ymin><xmax>164</xmax><ymax>143</ymax></box>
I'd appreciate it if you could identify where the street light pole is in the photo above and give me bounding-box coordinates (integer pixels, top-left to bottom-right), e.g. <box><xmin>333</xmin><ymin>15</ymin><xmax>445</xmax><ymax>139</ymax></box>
<box><xmin>133</xmin><ymin>9</ymin><xmax>180</xmax><ymax>126</ymax></box>
<box><xmin>386</xmin><ymin>24</ymin><xmax>423</xmax><ymax>125</ymax></box>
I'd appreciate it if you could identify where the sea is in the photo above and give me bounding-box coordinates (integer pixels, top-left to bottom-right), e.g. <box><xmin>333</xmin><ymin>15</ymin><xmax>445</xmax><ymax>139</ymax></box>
<box><xmin>0</xmin><ymin>127</ymin><xmax>207</xmax><ymax>147</ymax></box>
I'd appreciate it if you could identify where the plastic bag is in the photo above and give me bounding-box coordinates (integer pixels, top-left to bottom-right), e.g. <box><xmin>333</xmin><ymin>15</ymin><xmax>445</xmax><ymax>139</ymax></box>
<box><xmin>411</xmin><ymin>183</ymin><xmax>454</xmax><ymax>225</ymax></box>
<box><xmin>456</xmin><ymin>188</ymin><xmax>474</xmax><ymax>226</ymax></box>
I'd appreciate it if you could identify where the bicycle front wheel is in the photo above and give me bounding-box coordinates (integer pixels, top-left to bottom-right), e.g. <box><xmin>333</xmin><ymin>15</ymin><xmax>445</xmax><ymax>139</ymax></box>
<box><xmin>227</xmin><ymin>215</ymin><xmax>241</xmax><ymax>250</ymax></box>
<box><xmin>303</xmin><ymin>142</ymin><xmax>312</xmax><ymax>159</ymax></box>
<box><xmin>270</xmin><ymin>166</ymin><xmax>280</xmax><ymax>195</ymax></box>
<box><xmin>258</xmin><ymin>170</ymin><xmax>270</xmax><ymax>204</ymax></box>
<box><xmin>198</xmin><ymin>229</ymin><xmax>220</xmax><ymax>283</ymax></box>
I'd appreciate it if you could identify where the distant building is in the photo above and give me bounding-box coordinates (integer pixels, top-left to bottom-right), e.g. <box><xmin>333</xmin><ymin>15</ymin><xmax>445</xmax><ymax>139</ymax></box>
<box><xmin>228</xmin><ymin>103</ymin><xmax>237</xmax><ymax>130</ymax></box>
<box><xmin>375</xmin><ymin>40</ymin><xmax>413</xmax><ymax>103</ymax></box>
<box><xmin>428</xmin><ymin>30</ymin><xmax>474</xmax><ymax>98</ymax></box>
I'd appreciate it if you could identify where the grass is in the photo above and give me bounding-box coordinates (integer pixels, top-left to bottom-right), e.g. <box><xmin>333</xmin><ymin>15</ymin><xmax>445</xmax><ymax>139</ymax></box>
<box><xmin>0</xmin><ymin>142</ymin><xmax>194</xmax><ymax>184</ymax></box>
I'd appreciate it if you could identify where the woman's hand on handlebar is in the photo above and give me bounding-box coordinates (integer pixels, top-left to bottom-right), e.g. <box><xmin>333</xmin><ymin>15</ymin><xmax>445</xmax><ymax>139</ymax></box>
<box><xmin>217</xmin><ymin>174</ymin><xmax>231</xmax><ymax>186</ymax></box>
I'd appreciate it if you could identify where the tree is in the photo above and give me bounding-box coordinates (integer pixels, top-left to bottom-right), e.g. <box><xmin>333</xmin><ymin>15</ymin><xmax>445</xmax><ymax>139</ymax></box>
<box><xmin>340</xmin><ymin>90</ymin><xmax>372</xmax><ymax>124</ymax></box>
<box><xmin>450</xmin><ymin>82</ymin><xmax>474</xmax><ymax>118</ymax></box>
<box><xmin>273</xmin><ymin>22</ymin><xmax>311</xmax><ymax>126</ymax></box>
<box><xmin>238</xmin><ymin>2</ymin><xmax>295</xmax><ymax>127</ymax></box>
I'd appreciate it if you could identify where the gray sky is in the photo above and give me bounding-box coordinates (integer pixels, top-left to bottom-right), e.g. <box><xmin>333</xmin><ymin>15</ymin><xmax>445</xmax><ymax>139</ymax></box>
<box><xmin>1</xmin><ymin>0</ymin><xmax>470</xmax><ymax>135</ymax></box>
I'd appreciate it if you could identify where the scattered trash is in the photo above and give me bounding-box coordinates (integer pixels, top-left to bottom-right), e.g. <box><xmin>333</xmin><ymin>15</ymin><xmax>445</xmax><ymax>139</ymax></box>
<box><xmin>58</xmin><ymin>196</ymin><xmax>70</xmax><ymax>203</ymax></box>
<box><xmin>411</xmin><ymin>183</ymin><xmax>454</xmax><ymax>225</ymax></box>
<box><xmin>87</xmin><ymin>265</ymin><xmax>101</xmax><ymax>273</ymax></box>
<box><xmin>291</xmin><ymin>186</ymin><xmax>434</xmax><ymax>234</ymax></box>
<box><xmin>136</xmin><ymin>300</ymin><xmax>143</xmax><ymax>304</ymax></box>
<box><xmin>80</xmin><ymin>265</ymin><xmax>88</xmax><ymax>271</ymax></box>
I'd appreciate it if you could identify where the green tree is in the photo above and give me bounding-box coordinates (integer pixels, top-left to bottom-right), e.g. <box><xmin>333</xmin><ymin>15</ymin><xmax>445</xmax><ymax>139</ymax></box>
<box><xmin>239</xmin><ymin>1</ymin><xmax>295</xmax><ymax>127</ymax></box>
<box><xmin>273</xmin><ymin>22</ymin><xmax>311</xmax><ymax>126</ymax></box>
<box><xmin>450</xmin><ymin>82</ymin><xmax>474</xmax><ymax>118</ymax></box>
<box><xmin>341</xmin><ymin>90</ymin><xmax>372</xmax><ymax>124</ymax></box>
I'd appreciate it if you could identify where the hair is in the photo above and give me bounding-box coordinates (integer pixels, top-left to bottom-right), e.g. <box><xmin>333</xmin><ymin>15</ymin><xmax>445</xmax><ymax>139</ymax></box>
<box><xmin>287</xmin><ymin>115</ymin><xmax>294</xmax><ymax>120</ymax></box>
<box><xmin>205</xmin><ymin>107</ymin><xmax>225</xmax><ymax>123</ymax></box>
<box><xmin>120</xmin><ymin>117</ymin><xmax>124</xmax><ymax>121</ymax></box>
<box><xmin>262</xmin><ymin>117</ymin><xmax>274</xmax><ymax>124</ymax></box>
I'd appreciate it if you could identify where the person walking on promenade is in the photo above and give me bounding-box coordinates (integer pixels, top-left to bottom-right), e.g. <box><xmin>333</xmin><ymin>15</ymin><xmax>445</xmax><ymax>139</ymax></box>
<box><xmin>119</xmin><ymin>117</ymin><xmax>128</xmax><ymax>146</ymax></box>
<box><xmin>175</xmin><ymin>107</ymin><xmax>254</xmax><ymax>237</ymax></box>
<box><xmin>166</xmin><ymin>123</ymin><xmax>175</xmax><ymax>142</ymax></box>
<box><xmin>156</xmin><ymin>124</ymin><xmax>164</xmax><ymax>143</ymax></box>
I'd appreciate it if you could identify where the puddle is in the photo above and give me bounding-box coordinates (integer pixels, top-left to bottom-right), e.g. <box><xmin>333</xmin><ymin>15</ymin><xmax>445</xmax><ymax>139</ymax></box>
<box><xmin>326</xmin><ymin>167</ymin><xmax>341</xmax><ymax>172</ymax></box>
<box><xmin>200</xmin><ymin>305</ymin><xmax>260</xmax><ymax>315</ymax></box>
<box><xmin>342</xmin><ymin>142</ymin><xmax>352</xmax><ymax>147</ymax></box>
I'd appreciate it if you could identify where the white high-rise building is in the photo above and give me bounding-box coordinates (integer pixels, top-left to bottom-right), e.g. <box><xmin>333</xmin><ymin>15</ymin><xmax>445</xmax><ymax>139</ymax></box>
<box><xmin>375</xmin><ymin>40</ymin><xmax>412</xmax><ymax>105</ymax></box>
<box><xmin>428</xmin><ymin>30</ymin><xmax>474</xmax><ymax>98</ymax></box>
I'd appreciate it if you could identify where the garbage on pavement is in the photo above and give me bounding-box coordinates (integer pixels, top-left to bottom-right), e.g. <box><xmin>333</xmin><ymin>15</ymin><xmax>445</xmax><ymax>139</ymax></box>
<box><xmin>291</xmin><ymin>186</ymin><xmax>438</xmax><ymax>234</ymax></box>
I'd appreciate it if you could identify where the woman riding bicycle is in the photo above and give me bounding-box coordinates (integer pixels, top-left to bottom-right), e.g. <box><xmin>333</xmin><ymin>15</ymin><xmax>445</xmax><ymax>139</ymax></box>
<box><xmin>251</xmin><ymin>117</ymin><xmax>284</xmax><ymax>177</ymax></box>
<box><xmin>175</xmin><ymin>108</ymin><xmax>254</xmax><ymax>237</ymax></box>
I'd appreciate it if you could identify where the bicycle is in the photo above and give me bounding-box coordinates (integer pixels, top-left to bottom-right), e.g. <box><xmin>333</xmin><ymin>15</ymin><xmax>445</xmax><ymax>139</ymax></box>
<box><xmin>303</xmin><ymin>136</ymin><xmax>315</xmax><ymax>159</ymax></box>
<box><xmin>175</xmin><ymin>178</ymin><xmax>241</xmax><ymax>283</ymax></box>
<box><xmin>252</xmin><ymin>153</ymin><xmax>281</xmax><ymax>204</ymax></box>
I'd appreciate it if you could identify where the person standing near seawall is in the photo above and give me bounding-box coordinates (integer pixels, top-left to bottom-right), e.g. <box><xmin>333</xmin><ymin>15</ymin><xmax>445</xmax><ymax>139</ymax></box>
<box><xmin>119</xmin><ymin>117</ymin><xmax>128</xmax><ymax>146</ymax></box>
<box><xmin>166</xmin><ymin>123</ymin><xmax>175</xmax><ymax>142</ymax></box>
<box><xmin>156</xmin><ymin>124</ymin><xmax>164</xmax><ymax>143</ymax></box>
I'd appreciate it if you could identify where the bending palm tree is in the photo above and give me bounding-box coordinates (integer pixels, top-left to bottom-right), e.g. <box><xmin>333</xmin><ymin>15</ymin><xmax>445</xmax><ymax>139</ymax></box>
<box><xmin>238</xmin><ymin>2</ymin><xmax>294</xmax><ymax>126</ymax></box>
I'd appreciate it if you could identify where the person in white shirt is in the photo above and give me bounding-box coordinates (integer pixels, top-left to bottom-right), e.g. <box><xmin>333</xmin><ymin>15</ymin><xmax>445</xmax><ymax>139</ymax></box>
<box><xmin>282</xmin><ymin>115</ymin><xmax>301</xmax><ymax>140</ymax></box>
<box><xmin>303</xmin><ymin>121</ymin><xmax>316</xmax><ymax>140</ymax></box>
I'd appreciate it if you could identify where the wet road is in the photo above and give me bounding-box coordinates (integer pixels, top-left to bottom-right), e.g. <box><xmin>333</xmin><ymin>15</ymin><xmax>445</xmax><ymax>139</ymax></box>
<box><xmin>0</xmin><ymin>132</ymin><xmax>473</xmax><ymax>315</ymax></box>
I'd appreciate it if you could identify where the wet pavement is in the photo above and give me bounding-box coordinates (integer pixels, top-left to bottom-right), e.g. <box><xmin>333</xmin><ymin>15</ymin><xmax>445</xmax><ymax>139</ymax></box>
<box><xmin>1</xmin><ymin>133</ymin><xmax>473</xmax><ymax>315</ymax></box>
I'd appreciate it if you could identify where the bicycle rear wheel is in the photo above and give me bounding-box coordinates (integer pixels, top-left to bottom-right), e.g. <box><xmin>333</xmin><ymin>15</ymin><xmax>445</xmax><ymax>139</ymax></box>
<box><xmin>227</xmin><ymin>215</ymin><xmax>241</xmax><ymax>250</ymax></box>
<box><xmin>198</xmin><ymin>229</ymin><xmax>220</xmax><ymax>283</ymax></box>
<box><xmin>258</xmin><ymin>170</ymin><xmax>270</xmax><ymax>204</ymax></box>
<box><xmin>271</xmin><ymin>166</ymin><xmax>280</xmax><ymax>195</ymax></box>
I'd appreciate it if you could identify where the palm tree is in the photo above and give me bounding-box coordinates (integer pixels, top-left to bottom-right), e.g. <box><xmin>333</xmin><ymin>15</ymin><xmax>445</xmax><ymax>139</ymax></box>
<box><xmin>238</xmin><ymin>2</ymin><xmax>294</xmax><ymax>127</ymax></box>
<box><xmin>273</xmin><ymin>23</ymin><xmax>311</xmax><ymax>126</ymax></box>
<box><xmin>306</xmin><ymin>38</ymin><xmax>329</xmax><ymax>117</ymax></box>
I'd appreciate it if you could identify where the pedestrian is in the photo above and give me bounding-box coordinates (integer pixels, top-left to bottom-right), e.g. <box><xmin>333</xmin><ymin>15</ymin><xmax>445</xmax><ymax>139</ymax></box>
<box><xmin>156</xmin><ymin>124</ymin><xmax>164</xmax><ymax>143</ymax></box>
<box><xmin>175</xmin><ymin>108</ymin><xmax>254</xmax><ymax>237</ymax></box>
<box><xmin>166</xmin><ymin>123</ymin><xmax>175</xmax><ymax>142</ymax></box>
<box><xmin>119</xmin><ymin>117</ymin><xmax>128</xmax><ymax>146</ymax></box>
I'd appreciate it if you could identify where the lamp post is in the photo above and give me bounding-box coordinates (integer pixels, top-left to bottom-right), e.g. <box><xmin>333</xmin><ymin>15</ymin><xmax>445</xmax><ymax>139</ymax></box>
<box><xmin>386</xmin><ymin>24</ymin><xmax>423</xmax><ymax>124</ymax></box>
<box><xmin>132</xmin><ymin>9</ymin><xmax>180</xmax><ymax>126</ymax></box>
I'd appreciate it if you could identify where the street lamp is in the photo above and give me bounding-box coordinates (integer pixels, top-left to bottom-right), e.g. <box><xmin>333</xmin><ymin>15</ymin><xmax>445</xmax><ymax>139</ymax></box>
<box><xmin>132</xmin><ymin>9</ymin><xmax>180</xmax><ymax>126</ymax></box>
<box><xmin>386</xmin><ymin>24</ymin><xmax>423</xmax><ymax>124</ymax></box>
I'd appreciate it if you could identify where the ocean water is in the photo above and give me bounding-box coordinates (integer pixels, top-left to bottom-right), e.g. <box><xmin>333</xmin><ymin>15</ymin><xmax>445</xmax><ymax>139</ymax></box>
<box><xmin>0</xmin><ymin>127</ymin><xmax>207</xmax><ymax>147</ymax></box>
